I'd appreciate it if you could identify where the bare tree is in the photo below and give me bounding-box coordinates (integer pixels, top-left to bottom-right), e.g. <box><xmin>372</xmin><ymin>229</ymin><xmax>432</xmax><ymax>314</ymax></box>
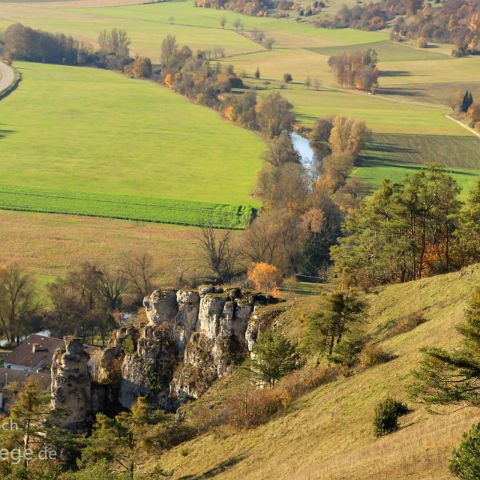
<box><xmin>197</xmin><ymin>224</ymin><xmax>237</xmax><ymax>282</ymax></box>
<box><xmin>98</xmin><ymin>266</ymin><xmax>129</xmax><ymax>311</ymax></box>
<box><xmin>0</xmin><ymin>263</ymin><xmax>39</xmax><ymax>344</ymax></box>
<box><xmin>122</xmin><ymin>252</ymin><xmax>160</xmax><ymax>301</ymax></box>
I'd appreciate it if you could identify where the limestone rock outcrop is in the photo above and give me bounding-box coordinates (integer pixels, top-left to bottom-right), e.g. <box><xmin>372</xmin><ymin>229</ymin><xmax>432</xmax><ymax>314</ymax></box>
<box><xmin>51</xmin><ymin>337</ymin><xmax>92</xmax><ymax>432</ymax></box>
<box><xmin>51</xmin><ymin>286</ymin><xmax>282</xmax><ymax>423</ymax></box>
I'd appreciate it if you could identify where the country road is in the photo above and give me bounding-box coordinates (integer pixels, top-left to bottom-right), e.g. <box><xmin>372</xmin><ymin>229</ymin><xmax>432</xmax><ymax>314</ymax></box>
<box><xmin>0</xmin><ymin>62</ymin><xmax>15</xmax><ymax>93</ymax></box>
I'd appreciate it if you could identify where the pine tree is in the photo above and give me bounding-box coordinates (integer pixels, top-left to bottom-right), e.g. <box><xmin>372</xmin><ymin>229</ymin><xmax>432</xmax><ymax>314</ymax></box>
<box><xmin>80</xmin><ymin>397</ymin><xmax>156</xmax><ymax>479</ymax></box>
<box><xmin>410</xmin><ymin>289</ymin><xmax>480</xmax><ymax>408</ymax></box>
<box><xmin>306</xmin><ymin>290</ymin><xmax>366</xmax><ymax>356</ymax></box>
<box><xmin>462</xmin><ymin>90</ymin><xmax>474</xmax><ymax>113</ymax></box>
<box><xmin>246</xmin><ymin>329</ymin><xmax>300</xmax><ymax>388</ymax></box>
<box><xmin>449</xmin><ymin>422</ymin><xmax>480</xmax><ymax>479</ymax></box>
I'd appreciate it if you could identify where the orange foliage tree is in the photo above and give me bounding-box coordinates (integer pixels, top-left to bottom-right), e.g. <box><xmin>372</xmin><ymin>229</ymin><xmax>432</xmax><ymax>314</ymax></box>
<box><xmin>248</xmin><ymin>262</ymin><xmax>283</xmax><ymax>292</ymax></box>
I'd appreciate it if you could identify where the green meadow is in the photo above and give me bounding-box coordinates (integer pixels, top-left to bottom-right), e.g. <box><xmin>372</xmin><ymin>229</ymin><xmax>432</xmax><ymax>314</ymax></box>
<box><xmin>0</xmin><ymin>0</ymin><xmax>479</xmax><ymax>225</ymax></box>
<box><xmin>0</xmin><ymin>61</ymin><xmax>263</xmax><ymax>226</ymax></box>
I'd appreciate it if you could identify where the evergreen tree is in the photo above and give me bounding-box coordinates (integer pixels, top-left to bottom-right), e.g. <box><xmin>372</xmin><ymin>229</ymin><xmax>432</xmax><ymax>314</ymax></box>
<box><xmin>456</xmin><ymin>181</ymin><xmax>480</xmax><ymax>265</ymax></box>
<box><xmin>0</xmin><ymin>379</ymin><xmax>77</xmax><ymax>479</ymax></box>
<box><xmin>306</xmin><ymin>290</ymin><xmax>365</xmax><ymax>356</ymax></box>
<box><xmin>410</xmin><ymin>289</ymin><xmax>480</xmax><ymax>408</ymax></box>
<box><xmin>331</xmin><ymin>167</ymin><xmax>462</xmax><ymax>287</ymax></box>
<box><xmin>462</xmin><ymin>90</ymin><xmax>474</xmax><ymax>113</ymax></box>
<box><xmin>246</xmin><ymin>329</ymin><xmax>300</xmax><ymax>388</ymax></box>
<box><xmin>80</xmin><ymin>397</ymin><xmax>160</xmax><ymax>479</ymax></box>
<box><xmin>449</xmin><ymin>422</ymin><xmax>480</xmax><ymax>479</ymax></box>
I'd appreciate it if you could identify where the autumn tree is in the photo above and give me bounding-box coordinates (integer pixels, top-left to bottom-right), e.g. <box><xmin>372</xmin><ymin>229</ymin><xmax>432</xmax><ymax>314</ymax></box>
<box><xmin>466</xmin><ymin>103</ymin><xmax>480</xmax><ymax>124</ymax></box>
<box><xmin>248</xmin><ymin>263</ymin><xmax>282</xmax><ymax>292</ymax></box>
<box><xmin>160</xmin><ymin>34</ymin><xmax>178</xmax><ymax>68</ymax></box>
<box><xmin>241</xmin><ymin>209</ymin><xmax>307</xmax><ymax>274</ymax></box>
<box><xmin>263</xmin><ymin>130</ymin><xmax>300</xmax><ymax>167</ymax></box>
<box><xmin>255</xmin><ymin>162</ymin><xmax>309</xmax><ymax>211</ymax></box>
<box><xmin>256</xmin><ymin>93</ymin><xmax>295</xmax><ymax>138</ymax></box>
<box><xmin>97</xmin><ymin>28</ymin><xmax>131</xmax><ymax>69</ymax></box>
<box><xmin>328</xmin><ymin>49</ymin><xmax>379</xmax><ymax>91</ymax></box>
<box><xmin>130</xmin><ymin>57</ymin><xmax>152</xmax><ymax>78</ymax></box>
<box><xmin>46</xmin><ymin>262</ymin><xmax>119</xmax><ymax>343</ymax></box>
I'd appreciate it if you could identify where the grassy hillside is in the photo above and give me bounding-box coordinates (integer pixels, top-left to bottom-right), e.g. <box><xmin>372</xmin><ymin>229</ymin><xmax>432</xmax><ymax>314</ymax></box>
<box><xmin>0</xmin><ymin>62</ymin><xmax>263</xmax><ymax>227</ymax></box>
<box><xmin>157</xmin><ymin>265</ymin><xmax>480</xmax><ymax>479</ymax></box>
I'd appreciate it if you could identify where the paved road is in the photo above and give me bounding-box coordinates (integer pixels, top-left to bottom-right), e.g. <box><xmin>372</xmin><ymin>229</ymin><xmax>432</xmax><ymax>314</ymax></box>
<box><xmin>0</xmin><ymin>62</ymin><xmax>15</xmax><ymax>94</ymax></box>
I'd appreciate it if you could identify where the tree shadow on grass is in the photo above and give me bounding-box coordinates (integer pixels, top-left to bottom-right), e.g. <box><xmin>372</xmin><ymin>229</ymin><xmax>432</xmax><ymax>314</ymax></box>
<box><xmin>379</xmin><ymin>70</ymin><xmax>412</xmax><ymax>77</ymax></box>
<box><xmin>178</xmin><ymin>455</ymin><xmax>246</xmax><ymax>480</ymax></box>
<box><xmin>377</xmin><ymin>86</ymin><xmax>425</xmax><ymax>97</ymax></box>
<box><xmin>0</xmin><ymin>130</ymin><xmax>14</xmax><ymax>140</ymax></box>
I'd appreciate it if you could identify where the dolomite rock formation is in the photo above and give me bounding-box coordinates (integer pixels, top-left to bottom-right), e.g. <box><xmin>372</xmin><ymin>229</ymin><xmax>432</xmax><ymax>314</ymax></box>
<box><xmin>51</xmin><ymin>286</ymin><xmax>282</xmax><ymax>423</ymax></box>
<box><xmin>51</xmin><ymin>337</ymin><xmax>92</xmax><ymax>432</ymax></box>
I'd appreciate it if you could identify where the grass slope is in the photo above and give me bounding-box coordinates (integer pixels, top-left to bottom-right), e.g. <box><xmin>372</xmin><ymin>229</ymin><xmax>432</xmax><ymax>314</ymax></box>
<box><xmin>0</xmin><ymin>62</ymin><xmax>263</xmax><ymax>226</ymax></box>
<box><xmin>159</xmin><ymin>265</ymin><xmax>480</xmax><ymax>480</ymax></box>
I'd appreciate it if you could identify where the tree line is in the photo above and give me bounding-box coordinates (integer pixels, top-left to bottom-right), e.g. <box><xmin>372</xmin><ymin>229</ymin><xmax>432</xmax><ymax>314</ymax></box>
<box><xmin>332</xmin><ymin>167</ymin><xmax>480</xmax><ymax>288</ymax></box>
<box><xmin>315</xmin><ymin>0</ymin><xmax>479</xmax><ymax>57</ymax></box>
<box><xmin>0</xmin><ymin>253</ymin><xmax>160</xmax><ymax>346</ymax></box>
<box><xmin>1</xmin><ymin>24</ymin><xmax>132</xmax><ymax>71</ymax></box>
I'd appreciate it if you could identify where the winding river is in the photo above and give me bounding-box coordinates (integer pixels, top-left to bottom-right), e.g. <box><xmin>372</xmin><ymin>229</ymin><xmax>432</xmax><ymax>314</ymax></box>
<box><xmin>291</xmin><ymin>132</ymin><xmax>316</xmax><ymax>177</ymax></box>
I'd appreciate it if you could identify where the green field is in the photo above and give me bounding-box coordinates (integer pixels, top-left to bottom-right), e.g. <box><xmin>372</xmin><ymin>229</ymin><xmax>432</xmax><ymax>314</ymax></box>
<box><xmin>0</xmin><ymin>0</ymin><xmax>479</xmax><ymax>229</ymax></box>
<box><xmin>0</xmin><ymin>1</ymin><xmax>389</xmax><ymax>57</ymax></box>
<box><xmin>0</xmin><ymin>62</ymin><xmax>263</xmax><ymax>227</ymax></box>
<box><xmin>308</xmin><ymin>40</ymin><xmax>449</xmax><ymax>62</ymax></box>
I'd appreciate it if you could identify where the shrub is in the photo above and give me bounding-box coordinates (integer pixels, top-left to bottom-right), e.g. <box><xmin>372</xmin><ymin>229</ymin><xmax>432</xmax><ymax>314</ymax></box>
<box><xmin>385</xmin><ymin>311</ymin><xmax>427</xmax><ymax>339</ymax></box>
<box><xmin>281</xmin><ymin>365</ymin><xmax>338</xmax><ymax>398</ymax></box>
<box><xmin>416</xmin><ymin>37</ymin><xmax>428</xmax><ymax>48</ymax></box>
<box><xmin>373</xmin><ymin>398</ymin><xmax>409</xmax><ymax>437</ymax></box>
<box><xmin>449</xmin><ymin>421</ymin><xmax>480</xmax><ymax>479</ymax></box>
<box><xmin>228</xmin><ymin>387</ymin><xmax>291</xmax><ymax>429</ymax></box>
<box><xmin>359</xmin><ymin>343</ymin><xmax>392</xmax><ymax>369</ymax></box>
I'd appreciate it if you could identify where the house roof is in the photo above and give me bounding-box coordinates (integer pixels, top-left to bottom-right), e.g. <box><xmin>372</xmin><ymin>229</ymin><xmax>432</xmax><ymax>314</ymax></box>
<box><xmin>3</xmin><ymin>334</ymin><xmax>100</xmax><ymax>370</ymax></box>
<box><xmin>0</xmin><ymin>368</ymin><xmax>51</xmax><ymax>391</ymax></box>
<box><xmin>3</xmin><ymin>334</ymin><xmax>65</xmax><ymax>369</ymax></box>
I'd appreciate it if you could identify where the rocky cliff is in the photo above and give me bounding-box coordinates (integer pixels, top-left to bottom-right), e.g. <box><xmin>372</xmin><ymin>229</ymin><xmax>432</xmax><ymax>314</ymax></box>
<box><xmin>51</xmin><ymin>337</ymin><xmax>92</xmax><ymax>432</ymax></box>
<box><xmin>51</xmin><ymin>286</ymin><xmax>282</xmax><ymax>429</ymax></box>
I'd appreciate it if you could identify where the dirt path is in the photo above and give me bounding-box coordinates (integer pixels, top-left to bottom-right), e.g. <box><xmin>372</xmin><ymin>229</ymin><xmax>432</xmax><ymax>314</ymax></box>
<box><xmin>445</xmin><ymin>114</ymin><xmax>480</xmax><ymax>139</ymax></box>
